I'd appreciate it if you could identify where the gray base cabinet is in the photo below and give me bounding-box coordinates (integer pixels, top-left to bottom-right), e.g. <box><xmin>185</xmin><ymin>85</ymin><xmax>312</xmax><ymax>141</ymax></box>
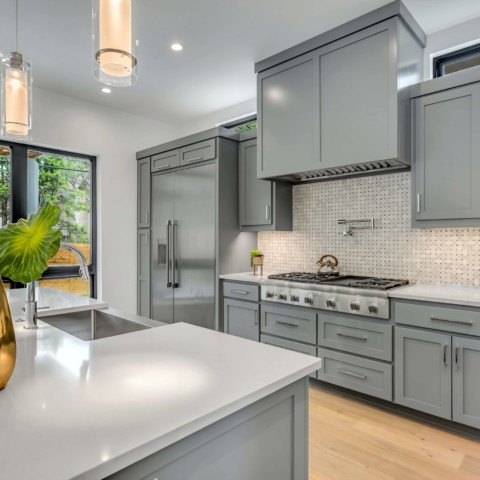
<box><xmin>224</xmin><ymin>298</ymin><xmax>259</xmax><ymax>341</ymax></box>
<box><xmin>137</xmin><ymin>230</ymin><xmax>151</xmax><ymax>318</ymax></box>
<box><xmin>239</xmin><ymin>137</ymin><xmax>292</xmax><ymax>231</ymax></box>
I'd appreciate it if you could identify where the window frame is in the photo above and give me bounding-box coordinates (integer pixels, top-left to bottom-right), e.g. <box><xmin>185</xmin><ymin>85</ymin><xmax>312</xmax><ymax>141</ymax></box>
<box><xmin>0</xmin><ymin>140</ymin><xmax>97</xmax><ymax>297</ymax></box>
<box><xmin>433</xmin><ymin>43</ymin><xmax>480</xmax><ymax>78</ymax></box>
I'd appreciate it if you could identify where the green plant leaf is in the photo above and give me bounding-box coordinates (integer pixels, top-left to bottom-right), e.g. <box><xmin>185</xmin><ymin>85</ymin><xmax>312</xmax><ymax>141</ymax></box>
<box><xmin>0</xmin><ymin>205</ymin><xmax>61</xmax><ymax>284</ymax></box>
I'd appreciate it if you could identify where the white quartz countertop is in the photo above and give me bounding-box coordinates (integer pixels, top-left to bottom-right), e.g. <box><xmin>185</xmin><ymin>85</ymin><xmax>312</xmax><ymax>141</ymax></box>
<box><xmin>1</xmin><ymin>290</ymin><xmax>320</xmax><ymax>480</ymax></box>
<box><xmin>389</xmin><ymin>284</ymin><xmax>480</xmax><ymax>307</ymax></box>
<box><xmin>219</xmin><ymin>272</ymin><xmax>274</xmax><ymax>284</ymax></box>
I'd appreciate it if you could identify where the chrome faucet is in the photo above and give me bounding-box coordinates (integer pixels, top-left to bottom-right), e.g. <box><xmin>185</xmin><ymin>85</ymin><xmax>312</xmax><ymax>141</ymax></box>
<box><xmin>24</xmin><ymin>242</ymin><xmax>90</xmax><ymax>329</ymax></box>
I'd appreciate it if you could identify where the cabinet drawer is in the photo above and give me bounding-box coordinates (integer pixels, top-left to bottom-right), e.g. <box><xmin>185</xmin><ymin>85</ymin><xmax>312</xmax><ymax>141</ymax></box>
<box><xmin>223</xmin><ymin>282</ymin><xmax>259</xmax><ymax>302</ymax></box>
<box><xmin>180</xmin><ymin>139</ymin><xmax>216</xmax><ymax>165</ymax></box>
<box><xmin>151</xmin><ymin>150</ymin><xmax>180</xmax><ymax>172</ymax></box>
<box><xmin>317</xmin><ymin>348</ymin><xmax>392</xmax><ymax>401</ymax></box>
<box><xmin>318</xmin><ymin>312</ymin><xmax>392</xmax><ymax>361</ymax></box>
<box><xmin>393</xmin><ymin>299</ymin><xmax>480</xmax><ymax>336</ymax></box>
<box><xmin>261</xmin><ymin>304</ymin><xmax>316</xmax><ymax>344</ymax></box>
<box><xmin>261</xmin><ymin>335</ymin><xmax>317</xmax><ymax>378</ymax></box>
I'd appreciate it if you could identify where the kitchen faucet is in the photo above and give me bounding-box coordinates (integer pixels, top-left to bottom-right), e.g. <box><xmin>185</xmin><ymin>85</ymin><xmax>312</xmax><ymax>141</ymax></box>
<box><xmin>24</xmin><ymin>242</ymin><xmax>90</xmax><ymax>329</ymax></box>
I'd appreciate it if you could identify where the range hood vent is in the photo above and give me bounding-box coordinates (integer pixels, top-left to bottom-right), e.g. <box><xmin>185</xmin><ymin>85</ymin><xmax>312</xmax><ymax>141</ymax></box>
<box><xmin>292</xmin><ymin>159</ymin><xmax>409</xmax><ymax>183</ymax></box>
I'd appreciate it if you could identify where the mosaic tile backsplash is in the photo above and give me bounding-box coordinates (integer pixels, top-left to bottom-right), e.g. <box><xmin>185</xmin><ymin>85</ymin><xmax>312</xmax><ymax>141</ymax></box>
<box><xmin>258</xmin><ymin>172</ymin><xmax>480</xmax><ymax>285</ymax></box>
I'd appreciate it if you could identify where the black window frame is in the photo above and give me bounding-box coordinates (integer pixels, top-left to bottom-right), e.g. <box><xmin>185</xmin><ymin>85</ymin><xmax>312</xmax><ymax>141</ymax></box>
<box><xmin>433</xmin><ymin>43</ymin><xmax>480</xmax><ymax>78</ymax></box>
<box><xmin>0</xmin><ymin>140</ymin><xmax>97</xmax><ymax>297</ymax></box>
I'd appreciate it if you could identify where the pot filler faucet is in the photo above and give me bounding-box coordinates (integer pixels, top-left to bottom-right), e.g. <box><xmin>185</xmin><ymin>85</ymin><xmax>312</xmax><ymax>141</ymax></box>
<box><xmin>24</xmin><ymin>243</ymin><xmax>90</xmax><ymax>329</ymax></box>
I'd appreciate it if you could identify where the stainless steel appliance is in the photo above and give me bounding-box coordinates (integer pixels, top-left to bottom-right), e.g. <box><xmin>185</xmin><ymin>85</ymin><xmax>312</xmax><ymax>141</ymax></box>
<box><xmin>260</xmin><ymin>273</ymin><xmax>408</xmax><ymax>320</ymax></box>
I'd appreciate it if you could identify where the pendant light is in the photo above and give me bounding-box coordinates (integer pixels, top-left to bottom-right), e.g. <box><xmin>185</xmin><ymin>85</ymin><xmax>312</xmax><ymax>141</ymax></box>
<box><xmin>92</xmin><ymin>0</ymin><xmax>138</xmax><ymax>87</ymax></box>
<box><xmin>1</xmin><ymin>0</ymin><xmax>32</xmax><ymax>139</ymax></box>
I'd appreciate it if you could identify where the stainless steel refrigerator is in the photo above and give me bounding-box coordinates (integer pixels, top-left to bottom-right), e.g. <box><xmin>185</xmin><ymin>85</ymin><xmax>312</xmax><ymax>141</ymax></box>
<box><xmin>150</xmin><ymin>155</ymin><xmax>255</xmax><ymax>330</ymax></box>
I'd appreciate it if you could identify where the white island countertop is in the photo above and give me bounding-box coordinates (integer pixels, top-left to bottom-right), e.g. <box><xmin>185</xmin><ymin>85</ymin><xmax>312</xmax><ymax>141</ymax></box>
<box><xmin>389</xmin><ymin>284</ymin><xmax>480</xmax><ymax>307</ymax></box>
<box><xmin>1</xmin><ymin>291</ymin><xmax>320</xmax><ymax>480</ymax></box>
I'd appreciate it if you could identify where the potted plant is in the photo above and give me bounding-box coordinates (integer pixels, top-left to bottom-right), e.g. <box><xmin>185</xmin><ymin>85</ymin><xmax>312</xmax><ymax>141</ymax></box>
<box><xmin>250</xmin><ymin>249</ymin><xmax>264</xmax><ymax>275</ymax></box>
<box><xmin>0</xmin><ymin>205</ymin><xmax>61</xmax><ymax>390</ymax></box>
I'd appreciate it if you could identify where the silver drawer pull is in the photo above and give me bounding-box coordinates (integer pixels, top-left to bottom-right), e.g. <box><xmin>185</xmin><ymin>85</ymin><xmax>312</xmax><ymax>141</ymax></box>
<box><xmin>337</xmin><ymin>369</ymin><xmax>367</xmax><ymax>380</ymax></box>
<box><xmin>430</xmin><ymin>316</ymin><xmax>473</xmax><ymax>326</ymax></box>
<box><xmin>186</xmin><ymin>156</ymin><xmax>204</xmax><ymax>163</ymax></box>
<box><xmin>336</xmin><ymin>332</ymin><xmax>368</xmax><ymax>341</ymax></box>
<box><xmin>155</xmin><ymin>164</ymin><xmax>171</xmax><ymax>170</ymax></box>
<box><xmin>231</xmin><ymin>290</ymin><xmax>249</xmax><ymax>295</ymax></box>
<box><xmin>275</xmin><ymin>320</ymin><xmax>299</xmax><ymax>327</ymax></box>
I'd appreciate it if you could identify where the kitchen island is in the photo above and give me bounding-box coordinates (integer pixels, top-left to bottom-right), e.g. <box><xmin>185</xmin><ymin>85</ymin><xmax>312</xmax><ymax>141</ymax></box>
<box><xmin>1</xmin><ymin>288</ymin><xmax>319</xmax><ymax>480</ymax></box>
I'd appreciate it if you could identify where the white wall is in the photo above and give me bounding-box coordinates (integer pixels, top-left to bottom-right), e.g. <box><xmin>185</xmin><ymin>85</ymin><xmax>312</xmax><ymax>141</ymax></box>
<box><xmin>424</xmin><ymin>17</ymin><xmax>480</xmax><ymax>79</ymax></box>
<box><xmin>1</xmin><ymin>87</ymin><xmax>177</xmax><ymax>313</ymax></box>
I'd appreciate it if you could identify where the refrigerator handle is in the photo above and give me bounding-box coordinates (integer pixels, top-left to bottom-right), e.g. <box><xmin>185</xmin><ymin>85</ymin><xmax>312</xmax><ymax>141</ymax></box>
<box><xmin>166</xmin><ymin>220</ymin><xmax>172</xmax><ymax>288</ymax></box>
<box><xmin>172</xmin><ymin>221</ymin><xmax>178</xmax><ymax>288</ymax></box>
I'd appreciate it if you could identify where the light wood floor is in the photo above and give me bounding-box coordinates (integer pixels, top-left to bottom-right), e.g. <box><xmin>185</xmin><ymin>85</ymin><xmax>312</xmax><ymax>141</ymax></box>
<box><xmin>309</xmin><ymin>385</ymin><xmax>480</xmax><ymax>480</ymax></box>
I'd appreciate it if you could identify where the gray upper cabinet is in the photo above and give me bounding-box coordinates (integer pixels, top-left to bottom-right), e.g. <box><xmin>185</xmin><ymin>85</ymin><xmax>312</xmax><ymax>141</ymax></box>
<box><xmin>395</xmin><ymin>326</ymin><xmax>452</xmax><ymax>419</ymax></box>
<box><xmin>452</xmin><ymin>336</ymin><xmax>480</xmax><ymax>429</ymax></box>
<box><xmin>412</xmin><ymin>82</ymin><xmax>480</xmax><ymax>227</ymax></box>
<box><xmin>137</xmin><ymin>230</ymin><xmax>151</xmax><ymax>318</ymax></box>
<box><xmin>180</xmin><ymin>139</ymin><xmax>216</xmax><ymax>166</ymax></box>
<box><xmin>256</xmin><ymin>10</ymin><xmax>424</xmax><ymax>181</ymax></box>
<box><xmin>257</xmin><ymin>53</ymin><xmax>319</xmax><ymax>179</ymax></box>
<box><xmin>137</xmin><ymin>157</ymin><xmax>151</xmax><ymax>228</ymax></box>
<box><xmin>239</xmin><ymin>137</ymin><xmax>292</xmax><ymax>231</ymax></box>
<box><xmin>151</xmin><ymin>150</ymin><xmax>180</xmax><ymax>173</ymax></box>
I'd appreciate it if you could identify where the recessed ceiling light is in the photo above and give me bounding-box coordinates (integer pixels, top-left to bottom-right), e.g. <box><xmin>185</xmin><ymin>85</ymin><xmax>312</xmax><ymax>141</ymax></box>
<box><xmin>101</xmin><ymin>87</ymin><xmax>112</xmax><ymax>94</ymax></box>
<box><xmin>171</xmin><ymin>43</ymin><xmax>183</xmax><ymax>52</ymax></box>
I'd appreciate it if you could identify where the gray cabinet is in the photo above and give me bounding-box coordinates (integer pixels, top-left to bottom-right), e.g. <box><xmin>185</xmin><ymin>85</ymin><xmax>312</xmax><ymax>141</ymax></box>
<box><xmin>224</xmin><ymin>298</ymin><xmax>259</xmax><ymax>341</ymax></box>
<box><xmin>180</xmin><ymin>139</ymin><xmax>216</xmax><ymax>166</ymax></box>
<box><xmin>151</xmin><ymin>150</ymin><xmax>180</xmax><ymax>172</ymax></box>
<box><xmin>395</xmin><ymin>327</ymin><xmax>452</xmax><ymax>419</ymax></box>
<box><xmin>137</xmin><ymin>230</ymin><xmax>151</xmax><ymax>318</ymax></box>
<box><xmin>137</xmin><ymin>158</ymin><xmax>151</xmax><ymax>228</ymax></box>
<box><xmin>452</xmin><ymin>336</ymin><xmax>480</xmax><ymax>428</ymax></box>
<box><xmin>239</xmin><ymin>137</ymin><xmax>292</xmax><ymax>231</ymax></box>
<box><xmin>412</xmin><ymin>82</ymin><xmax>480</xmax><ymax>227</ymax></box>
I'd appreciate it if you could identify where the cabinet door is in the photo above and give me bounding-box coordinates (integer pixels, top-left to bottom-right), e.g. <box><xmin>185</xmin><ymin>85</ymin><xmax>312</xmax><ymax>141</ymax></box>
<box><xmin>258</xmin><ymin>53</ymin><xmax>319</xmax><ymax>178</ymax></box>
<box><xmin>137</xmin><ymin>230</ymin><xmax>151</xmax><ymax>318</ymax></box>
<box><xmin>224</xmin><ymin>298</ymin><xmax>259</xmax><ymax>341</ymax></box>
<box><xmin>137</xmin><ymin>158</ymin><xmax>151</xmax><ymax>228</ymax></box>
<box><xmin>239</xmin><ymin>139</ymin><xmax>272</xmax><ymax>227</ymax></box>
<box><xmin>452</xmin><ymin>336</ymin><xmax>480</xmax><ymax>428</ymax></box>
<box><xmin>395</xmin><ymin>327</ymin><xmax>451</xmax><ymax>419</ymax></box>
<box><xmin>414</xmin><ymin>83</ymin><xmax>480</xmax><ymax>222</ymax></box>
<box><xmin>318</xmin><ymin>21</ymin><xmax>397</xmax><ymax>168</ymax></box>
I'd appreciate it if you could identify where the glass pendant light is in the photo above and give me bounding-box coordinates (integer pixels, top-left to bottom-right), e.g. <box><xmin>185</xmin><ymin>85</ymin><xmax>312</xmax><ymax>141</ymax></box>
<box><xmin>1</xmin><ymin>0</ymin><xmax>32</xmax><ymax>139</ymax></box>
<box><xmin>92</xmin><ymin>0</ymin><xmax>138</xmax><ymax>87</ymax></box>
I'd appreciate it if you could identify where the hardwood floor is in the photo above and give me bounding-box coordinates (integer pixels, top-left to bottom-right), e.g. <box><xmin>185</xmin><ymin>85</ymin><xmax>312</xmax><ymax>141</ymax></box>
<box><xmin>309</xmin><ymin>385</ymin><xmax>480</xmax><ymax>480</ymax></box>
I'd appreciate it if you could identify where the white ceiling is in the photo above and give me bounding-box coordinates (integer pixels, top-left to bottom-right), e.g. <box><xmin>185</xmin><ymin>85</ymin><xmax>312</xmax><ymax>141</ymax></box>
<box><xmin>1</xmin><ymin>0</ymin><xmax>480</xmax><ymax>124</ymax></box>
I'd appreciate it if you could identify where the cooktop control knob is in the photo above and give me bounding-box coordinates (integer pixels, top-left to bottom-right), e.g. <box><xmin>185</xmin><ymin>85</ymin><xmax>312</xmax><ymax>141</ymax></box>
<box><xmin>265</xmin><ymin>291</ymin><xmax>274</xmax><ymax>299</ymax></box>
<box><xmin>350</xmin><ymin>302</ymin><xmax>361</xmax><ymax>311</ymax></box>
<box><xmin>326</xmin><ymin>298</ymin><xmax>336</xmax><ymax>308</ymax></box>
<box><xmin>290</xmin><ymin>294</ymin><xmax>300</xmax><ymax>302</ymax></box>
<box><xmin>278</xmin><ymin>293</ymin><xmax>288</xmax><ymax>301</ymax></box>
<box><xmin>368</xmin><ymin>304</ymin><xmax>379</xmax><ymax>314</ymax></box>
<box><xmin>304</xmin><ymin>296</ymin><xmax>313</xmax><ymax>305</ymax></box>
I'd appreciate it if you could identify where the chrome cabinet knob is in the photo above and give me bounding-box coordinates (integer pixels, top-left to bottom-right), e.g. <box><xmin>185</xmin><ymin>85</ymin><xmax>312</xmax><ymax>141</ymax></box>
<box><xmin>368</xmin><ymin>304</ymin><xmax>379</xmax><ymax>314</ymax></box>
<box><xmin>266</xmin><ymin>291</ymin><xmax>274</xmax><ymax>299</ymax></box>
<box><xmin>304</xmin><ymin>296</ymin><xmax>313</xmax><ymax>305</ymax></box>
<box><xmin>326</xmin><ymin>298</ymin><xmax>336</xmax><ymax>308</ymax></box>
<box><xmin>350</xmin><ymin>302</ymin><xmax>361</xmax><ymax>311</ymax></box>
<box><xmin>278</xmin><ymin>293</ymin><xmax>288</xmax><ymax>301</ymax></box>
<box><xmin>290</xmin><ymin>294</ymin><xmax>300</xmax><ymax>302</ymax></box>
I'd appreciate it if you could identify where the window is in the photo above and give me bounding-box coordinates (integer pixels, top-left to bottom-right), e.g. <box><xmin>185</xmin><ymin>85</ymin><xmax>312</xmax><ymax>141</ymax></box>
<box><xmin>0</xmin><ymin>142</ymin><xmax>96</xmax><ymax>297</ymax></box>
<box><xmin>433</xmin><ymin>43</ymin><xmax>480</xmax><ymax>78</ymax></box>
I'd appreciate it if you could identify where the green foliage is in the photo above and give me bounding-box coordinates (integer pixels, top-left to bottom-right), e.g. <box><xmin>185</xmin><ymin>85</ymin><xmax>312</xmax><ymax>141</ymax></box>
<box><xmin>250</xmin><ymin>248</ymin><xmax>263</xmax><ymax>258</ymax></box>
<box><xmin>0</xmin><ymin>205</ymin><xmax>61</xmax><ymax>284</ymax></box>
<box><xmin>234</xmin><ymin>122</ymin><xmax>257</xmax><ymax>133</ymax></box>
<box><xmin>0</xmin><ymin>156</ymin><xmax>9</xmax><ymax>227</ymax></box>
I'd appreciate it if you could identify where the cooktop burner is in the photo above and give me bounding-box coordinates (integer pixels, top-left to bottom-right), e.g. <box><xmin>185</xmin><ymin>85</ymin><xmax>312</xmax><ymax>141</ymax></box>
<box><xmin>267</xmin><ymin>273</ymin><xmax>408</xmax><ymax>290</ymax></box>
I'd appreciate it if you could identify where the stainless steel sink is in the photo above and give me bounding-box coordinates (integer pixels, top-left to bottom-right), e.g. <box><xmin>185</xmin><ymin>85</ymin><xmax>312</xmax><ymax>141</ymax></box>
<box><xmin>41</xmin><ymin>309</ymin><xmax>151</xmax><ymax>341</ymax></box>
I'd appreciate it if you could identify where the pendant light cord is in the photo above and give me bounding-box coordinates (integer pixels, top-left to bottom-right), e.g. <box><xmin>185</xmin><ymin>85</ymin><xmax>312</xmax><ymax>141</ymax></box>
<box><xmin>15</xmin><ymin>0</ymin><xmax>18</xmax><ymax>51</ymax></box>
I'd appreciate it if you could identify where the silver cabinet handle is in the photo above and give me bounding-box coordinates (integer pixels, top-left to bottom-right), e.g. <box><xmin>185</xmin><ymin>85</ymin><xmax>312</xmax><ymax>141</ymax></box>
<box><xmin>155</xmin><ymin>164</ymin><xmax>171</xmax><ymax>170</ymax></box>
<box><xmin>254</xmin><ymin>314</ymin><xmax>259</xmax><ymax>326</ymax></box>
<box><xmin>265</xmin><ymin>205</ymin><xmax>271</xmax><ymax>220</ymax></box>
<box><xmin>275</xmin><ymin>320</ymin><xmax>299</xmax><ymax>327</ymax></box>
<box><xmin>165</xmin><ymin>221</ymin><xmax>172</xmax><ymax>287</ymax></box>
<box><xmin>336</xmin><ymin>332</ymin><xmax>368</xmax><ymax>341</ymax></box>
<box><xmin>145</xmin><ymin>211</ymin><xmax>149</xmax><ymax>225</ymax></box>
<box><xmin>443</xmin><ymin>343</ymin><xmax>448</xmax><ymax>366</ymax></box>
<box><xmin>171</xmin><ymin>221</ymin><xmax>178</xmax><ymax>288</ymax></box>
<box><xmin>430</xmin><ymin>316</ymin><xmax>473</xmax><ymax>326</ymax></box>
<box><xmin>231</xmin><ymin>290</ymin><xmax>249</xmax><ymax>295</ymax></box>
<box><xmin>417</xmin><ymin>194</ymin><xmax>421</xmax><ymax>213</ymax></box>
<box><xmin>186</xmin><ymin>156</ymin><xmax>204</xmax><ymax>163</ymax></box>
<box><xmin>337</xmin><ymin>369</ymin><xmax>367</xmax><ymax>380</ymax></box>
<box><xmin>455</xmin><ymin>345</ymin><xmax>460</xmax><ymax>370</ymax></box>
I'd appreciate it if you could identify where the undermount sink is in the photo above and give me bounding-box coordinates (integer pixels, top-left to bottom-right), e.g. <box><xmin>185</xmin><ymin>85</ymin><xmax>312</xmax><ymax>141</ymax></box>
<box><xmin>41</xmin><ymin>309</ymin><xmax>151</xmax><ymax>341</ymax></box>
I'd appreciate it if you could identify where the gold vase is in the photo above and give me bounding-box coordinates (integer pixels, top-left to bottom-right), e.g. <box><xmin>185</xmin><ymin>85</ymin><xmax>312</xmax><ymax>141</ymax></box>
<box><xmin>0</xmin><ymin>281</ymin><xmax>16</xmax><ymax>390</ymax></box>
